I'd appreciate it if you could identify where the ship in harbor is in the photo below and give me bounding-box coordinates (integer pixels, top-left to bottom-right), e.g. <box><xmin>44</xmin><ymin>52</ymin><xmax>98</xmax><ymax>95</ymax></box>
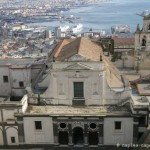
<box><xmin>70</xmin><ymin>24</ymin><xmax>83</xmax><ymax>34</ymax></box>
<box><xmin>60</xmin><ymin>25</ymin><xmax>70</xmax><ymax>32</ymax></box>
<box><xmin>111</xmin><ymin>25</ymin><xmax>130</xmax><ymax>34</ymax></box>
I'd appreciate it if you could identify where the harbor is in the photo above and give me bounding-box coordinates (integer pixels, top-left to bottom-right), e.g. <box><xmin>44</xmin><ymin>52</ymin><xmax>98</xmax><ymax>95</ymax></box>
<box><xmin>25</xmin><ymin>0</ymin><xmax>150</xmax><ymax>34</ymax></box>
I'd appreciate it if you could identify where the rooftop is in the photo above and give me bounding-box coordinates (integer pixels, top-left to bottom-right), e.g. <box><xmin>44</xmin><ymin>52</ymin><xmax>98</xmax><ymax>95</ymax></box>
<box><xmin>137</xmin><ymin>84</ymin><xmax>150</xmax><ymax>96</ymax></box>
<box><xmin>50</xmin><ymin>37</ymin><xmax>103</xmax><ymax>62</ymax></box>
<box><xmin>24</xmin><ymin>105</ymin><xmax>131</xmax><ymax>116</ymax></box>
<box><xmin>124</xmin><ymin>73</ymin><xmax>140</xmax><ymax>82</ymax></box>
<box><xmin>0</xmin><ymin>58</ymin><xmax>35</xmax><ymax>66</ymax></box>
<box><xmin>0</xmin><ymin>58</ymin><xmax>45</xmax><ymax>67</ymax></box>
<box><xmin>0</xmin><ymin>97</ymin><xmax>22</xmax><ymax>107</ymax></box>
<box><xmin>131</xmin><ymin>94</ymin><xmax>149</xmax><ymax>107</ymax></box>
<box><xmin>50</xmin><ymin>39</ymin><xmax>72</xmax><ymax>58</ymax></box>
<box><xmin>112</xmin><ymin>37</ymin><xmax>135</xmax><ymax>44</ymax></box>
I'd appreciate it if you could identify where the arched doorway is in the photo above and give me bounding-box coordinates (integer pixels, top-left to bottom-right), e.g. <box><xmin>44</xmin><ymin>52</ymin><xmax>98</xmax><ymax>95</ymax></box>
<box><xmin>73</xmin><ymin>127</ymin><xmax>84</xmax><ymax>145</ymax></box>
<box><xmin>59</xmin><ymin>131</ymin><xmax>68</xmax><ymax>145</ymax></box>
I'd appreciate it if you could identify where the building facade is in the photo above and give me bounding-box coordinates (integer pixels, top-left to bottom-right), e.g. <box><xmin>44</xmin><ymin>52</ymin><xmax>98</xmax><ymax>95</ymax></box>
<box><xmin>135</xmin><ymin>15</ymin><xmax>150</xmax><ymax>74</ymax></box>
<box><xmin>0</xmin><ymin>37</ymin><xmax>149</xmax><ymax>148</ymax></box>
<box><xmin>0</xmin><ymin>58</ymin><xmax>46</xmax><ymax>99</ymax></box>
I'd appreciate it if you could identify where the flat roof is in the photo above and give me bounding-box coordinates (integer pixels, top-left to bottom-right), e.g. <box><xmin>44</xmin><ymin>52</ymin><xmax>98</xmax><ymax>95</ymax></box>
<box><xmin>25</xmin><ymin>105</ymin><xmax>131</xmax><ymax>116</ymax></box>
<box><xmin>131</xmin><ymin>94</ymin><xmax>149</xmax><ymax>106</ymax></box>
<box><xmin>0</xmin><ymin>97</ymin><xmax>22</xmax><ymax>107</ymax></box>
<box><xmin>0</xmin><ymin>58</ymin><xmax>36</xmax><ymax>66</ymax></box>
<box><xmin>0</xmin><ymin>58</ymin><xmax>45</xmax><ymax>67</ymax></box>
<box><xmin>137</xmin><ymin>84</ymin><xmax>150</xmax><ymax>96</ymax></box>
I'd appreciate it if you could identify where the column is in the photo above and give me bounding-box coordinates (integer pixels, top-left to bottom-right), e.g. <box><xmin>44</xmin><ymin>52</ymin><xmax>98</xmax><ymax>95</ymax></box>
<box><xmin>99</xmin><ymin>123</ymin><xmax>103</xmax><ymax>146</ymax></box>
<box><xmin>68</xmin><ymin>124</ymin><xmax>73</xmax><ymax>146</ymax></box>
<box><xmin>133</xmin><ymin>117</ymin><xmax>139</xmax><ymax>143</ymax></box>
<box><xmin>53</xmin><ymin>123</ymin><xmax>59</xmax><ymax>146</ymax></box>
<box><xmin>18</xmin><ymin>122</ymin><xmax>25</xmax><ymax>144</ymax></box>
<box><xmin>84</xmin><ymin>124</ymin><xmax>88</xmax><ymax>146</ymax></box>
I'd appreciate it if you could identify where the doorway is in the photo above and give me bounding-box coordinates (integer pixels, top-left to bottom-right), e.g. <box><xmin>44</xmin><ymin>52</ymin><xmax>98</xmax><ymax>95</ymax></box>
<box><xmin>88</xmin><ymin>131</ymin><xmax>98</xmax><ymax>145</ymax></box>
<box><xmin>59</xmin><ymin>131</ymin><xmax>68</xmax><ymax>145</ymax></box>
<box><xmin>73</xmin><ymin>127</ymin><xmax>84</xmax><ymax>145</ymax></box>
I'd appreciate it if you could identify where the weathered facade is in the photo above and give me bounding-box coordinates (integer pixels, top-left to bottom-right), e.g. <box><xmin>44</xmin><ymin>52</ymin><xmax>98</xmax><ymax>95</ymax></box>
<box><xmin>0</xmin><ymin>58</ymin><xmax>46</xmax><ymax>99</ymax></box>
<box><xmin>135</xmin><ymin>15</ymin><xmax>150</xmax><ymax>74</ymax></box>
<box><xmin>0</xmin><ymin>37</ymin><xmax>149</xmax><ymax>148</ymax></box>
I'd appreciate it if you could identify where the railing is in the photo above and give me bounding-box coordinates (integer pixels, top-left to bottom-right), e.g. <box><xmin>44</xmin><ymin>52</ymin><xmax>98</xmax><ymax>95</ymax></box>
<box><xmin>72</xmin><ymin>98</ymin><xmax>85</xmax><ymax>106</ymax></box>
<box><xmin>38</xmin><ymin>68</ymin><xmax>51</xmax><ymax>82</ymax></box>
<box><xmin>31</xmin><ymin>64</ymin><xmax>46</xmax><ymax>89</ymax></box>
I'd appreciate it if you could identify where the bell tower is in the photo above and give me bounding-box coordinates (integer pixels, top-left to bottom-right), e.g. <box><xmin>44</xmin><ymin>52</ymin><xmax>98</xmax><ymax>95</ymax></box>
<box><xmin>134</xmin><ymin>15</ymin><xmax>150</xmax><ymax>73</ymax></box>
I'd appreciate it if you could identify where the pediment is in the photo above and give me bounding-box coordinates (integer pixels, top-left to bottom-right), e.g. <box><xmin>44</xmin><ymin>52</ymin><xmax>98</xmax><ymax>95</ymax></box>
<box><xmin>67</xmin><ymin>54</ymin><xmax>90</xmax><ymax>61</ymax></box>
<box><xmin>64</xmin><ymin>63</ymin><xmax>93</xmax><ymax>70</ymax></box>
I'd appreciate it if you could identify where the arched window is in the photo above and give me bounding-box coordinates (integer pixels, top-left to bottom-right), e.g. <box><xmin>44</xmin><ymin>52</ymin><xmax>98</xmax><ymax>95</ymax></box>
<box><xmin>142</xmin><ymin>36</ymin><xmax>146</xmax><ymax>46</ymax></box>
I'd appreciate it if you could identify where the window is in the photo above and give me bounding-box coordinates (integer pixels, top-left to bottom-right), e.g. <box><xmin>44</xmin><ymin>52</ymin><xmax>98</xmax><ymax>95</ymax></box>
<box><xmin>60</xmin><ymin>123</ymin><xmax>67</xmax><ymax>129</ymax></box>
<box><xmin>115</xmin><ymin>121</ymin><xmax>122</xmax><ymax>130</ymax></box>
<box><xmin>11</xmin><ymin>137</ymin><xmax>15</xmax><ymax>143</ymax></box>
<box><xmin>90</xmin><ymin>123</ymin><xmax>97</xmax><ymax>129</ymax></box>
<box><xmin>35</xmin><ymin>121</ymin><xmax>42</xmax><ymax>130</ymax></box>
<box><xmin>139</xmin><ymin>116</ymin><xmax>146</xmax><ymax>125</ymax></box>
<box><xmin>3</xmin><ymin>76</ymin><xmax>8</xmax><ymax>83</ymax></box>
<box><xmin>142</xmin><ymin>36</ymin><xmax>146</xmax><ymax>46</ymax></box>
<box><xmin>74</xmin><ymin>82</ymin><xmax>84</xmax><ymax>98</ymax></box>
<box><xmin>19</xmin><ymin>81</ymin><xmax>24</xmax><ymax>87</ymax></box>
<box><xmin>59</xmin><ymin>131</ymin><xmax>69</xmax><ymax>145</ymax></box>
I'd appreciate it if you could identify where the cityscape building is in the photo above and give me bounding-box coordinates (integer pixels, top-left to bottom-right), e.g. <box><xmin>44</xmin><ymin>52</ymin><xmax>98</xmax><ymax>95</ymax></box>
<box><xmin>0</xmin><ymin>0</ymin><xmax>150</xmax><ymax>149</ymax></box>
<box><xmin>0</xmin><ymin>36</ymin><xmax>149</xmax><ymax>148</ymax></box>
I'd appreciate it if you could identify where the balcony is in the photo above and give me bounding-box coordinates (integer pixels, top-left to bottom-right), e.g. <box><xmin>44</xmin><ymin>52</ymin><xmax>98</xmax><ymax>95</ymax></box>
<box><xmin>72</xmin><ymin>98</ymin><xmax>85</xmax><ymax>106</ymax></box>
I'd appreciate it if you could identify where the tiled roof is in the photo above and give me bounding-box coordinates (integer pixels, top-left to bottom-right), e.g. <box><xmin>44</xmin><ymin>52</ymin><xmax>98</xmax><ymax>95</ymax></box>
<box><xmin>51</xmin><ymin>37</ymin><xmax>103</xmax><ymax>61</ymax></box>
<box><xmin>49</xmin><ymin>39</ymin><xmax>72</xmax><ymax>58</ymax></box>
<box><xmin>112</xmin><ymin>37</ymin><xmax>135</xmax><ymax>43</ymax></box>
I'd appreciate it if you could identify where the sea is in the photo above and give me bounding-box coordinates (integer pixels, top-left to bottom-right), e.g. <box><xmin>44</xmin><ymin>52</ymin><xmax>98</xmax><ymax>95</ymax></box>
<box><xmin>27</xmin><ymin>0</ymin><xmax>150</xmax><ymax>34</ymax></box>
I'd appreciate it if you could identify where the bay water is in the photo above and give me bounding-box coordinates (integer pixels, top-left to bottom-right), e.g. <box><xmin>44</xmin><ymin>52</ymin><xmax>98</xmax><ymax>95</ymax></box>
<box><xmin>27</xmin><ymin>0</ymin><xmax>150</xmax><ymax>33</ymax></box>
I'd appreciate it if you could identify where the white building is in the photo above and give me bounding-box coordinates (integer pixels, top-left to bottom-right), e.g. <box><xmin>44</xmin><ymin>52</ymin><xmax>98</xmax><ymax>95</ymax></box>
<box><xmin>0</xmin><ymin>37</ymin><xmax>149</xmax><ymax>148</ymax></box>
<box><xmin>0</xmin><ymin>58</ymin><xmax>47</xmax><ymax>99</ymax></box>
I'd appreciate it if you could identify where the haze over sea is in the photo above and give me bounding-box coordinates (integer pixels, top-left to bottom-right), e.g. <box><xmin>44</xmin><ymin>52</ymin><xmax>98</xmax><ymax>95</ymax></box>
<box><xmin>28</xmin><ymin>0</ymin><xmax>150</xmax><ymax>33</ymax></box>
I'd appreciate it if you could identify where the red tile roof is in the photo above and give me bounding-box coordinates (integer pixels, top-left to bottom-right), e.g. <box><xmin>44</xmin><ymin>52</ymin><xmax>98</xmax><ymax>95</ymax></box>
<box><xmin>50</xmin><ymin>37</ymin><xmax>103</xmax><ymax>61</ymax></box>
<box><xmin>49</xmin><ymin>39</ymin><xmax>72</xmax><ymax>58</ymax></box>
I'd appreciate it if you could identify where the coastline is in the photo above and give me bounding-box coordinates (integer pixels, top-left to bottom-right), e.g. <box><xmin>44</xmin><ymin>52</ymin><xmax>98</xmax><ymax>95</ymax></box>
<box><xmin>26</xmin><ymin>0</ymin><xmax>150</xmax><ymax>33</ymax></box>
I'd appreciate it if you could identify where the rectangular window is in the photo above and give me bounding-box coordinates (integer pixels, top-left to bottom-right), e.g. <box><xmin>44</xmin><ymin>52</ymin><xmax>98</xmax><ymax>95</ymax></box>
<box><xmin>74</xmin><ymin>82</ymin><xmax>84</xmax><ymax>98</ymax></box>
<box><xmin>35</xmin><ymin>121</ymin><xmax>42</xmax><ymax>130</ymax></box>
<box><xmin>115</xmin><ymin>121</ymin><xmax>122</xmax><ymax>130</ymax></box>
<box><xmin>3</xmin><ymin>76</ymin><xmax>9</xmax><ymax>83</ymax></box>
<box><xmin>19</xmin><ymin>81</ymin><xmax>24</xmax><ymax>87</ymax></box>
<box><xmin>11</xmin><ymin>137</ymin><xmax>15</xmax><ymax>143</ymax></box>
<box><xmin>139</xmin><ymin>116</ymin><xmax>146</xmax><ymax>125</ymax></box>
